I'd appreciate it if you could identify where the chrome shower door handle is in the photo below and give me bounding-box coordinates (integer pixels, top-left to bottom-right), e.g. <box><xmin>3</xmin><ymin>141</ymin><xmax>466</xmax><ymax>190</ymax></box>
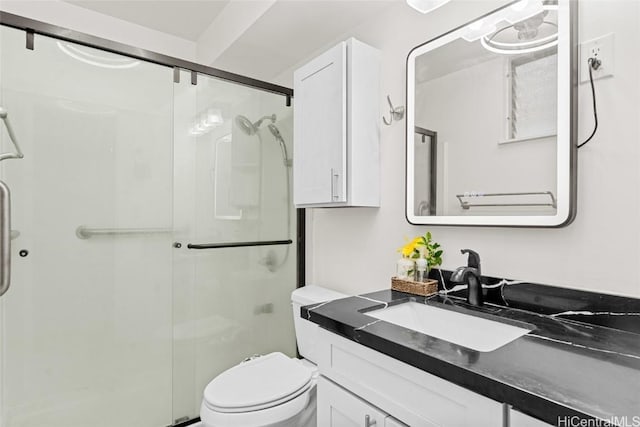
<box><xmin>0</xmin><ymin>180</ymin><xmax>11</xmax><ymax>297</ymax></box>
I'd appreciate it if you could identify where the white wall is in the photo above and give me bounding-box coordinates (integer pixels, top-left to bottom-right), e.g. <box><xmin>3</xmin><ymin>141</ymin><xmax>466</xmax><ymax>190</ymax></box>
<box><xmin>0</xmin><ymin>0</ymin><xmax>197</xmax><ymax>61</ymax></box>
<box><xmin>293</xmin><ymin>0</ymin><xmax>640</xmax><ymax>298</ymax></box>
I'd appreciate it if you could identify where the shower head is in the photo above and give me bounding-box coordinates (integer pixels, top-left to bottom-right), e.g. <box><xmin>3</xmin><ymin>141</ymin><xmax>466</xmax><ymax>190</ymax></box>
<box><xmin>234</xmin><ymin>115</ymin><xmax>256</xmax><ymax>135</ymax></box>
<box><xmin>268</xmin><ymin>123</ymin><xmax>283</xmax><ymax>142</ymax></box>
<box><xmin>267</xmin><ymin>123</ymin><xmax>290</xmax><ymax>167</ymax></box>
<box><xmin>234</xmin><ymin>114</ymin><xmax>277</xmax><ymax>136</ymax></box>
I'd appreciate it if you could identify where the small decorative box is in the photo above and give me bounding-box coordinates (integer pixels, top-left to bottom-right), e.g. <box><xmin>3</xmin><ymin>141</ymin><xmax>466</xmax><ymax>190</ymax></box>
<box><xmin>391</xmin><ymin>277</ymin><xmax>438</xmax><ymax>297</ymax></box>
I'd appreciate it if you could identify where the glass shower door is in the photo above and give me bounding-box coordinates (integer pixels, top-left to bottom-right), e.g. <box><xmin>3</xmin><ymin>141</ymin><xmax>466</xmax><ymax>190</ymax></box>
<box><xmin>0</xmin><ymin>27</ymin><xmax>175</xmax><ymax>427</ymax></box>
<box><xmin>171</xmin><ymin>71</ymin><xmax>297</xmax><ymax>421</ymax></box>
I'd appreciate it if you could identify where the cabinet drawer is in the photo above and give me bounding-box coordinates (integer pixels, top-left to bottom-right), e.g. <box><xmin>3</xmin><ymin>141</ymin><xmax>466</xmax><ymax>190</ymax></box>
<box><xmin>317</xmin><ymin>328</ymin><xmax>503</xmax><ymax>427</ymax></box>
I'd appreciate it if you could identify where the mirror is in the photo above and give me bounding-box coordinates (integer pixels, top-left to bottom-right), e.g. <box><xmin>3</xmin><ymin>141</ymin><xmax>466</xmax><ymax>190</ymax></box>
<box><xmin>406</xmin><ymin>0</ymin><xmax>576</xmax><ymax>227</ymax></box>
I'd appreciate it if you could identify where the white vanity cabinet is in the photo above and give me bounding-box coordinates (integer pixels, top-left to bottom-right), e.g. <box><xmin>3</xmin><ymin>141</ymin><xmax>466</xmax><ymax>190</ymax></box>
<box><xmin>318</xmin><ymin>376</ymin><xmax>407</xmax><ymax>427</ymax></box>
<box><xmin>293</xmin><ymin>38</ymin><xmax>380</xmax><ymax>208</ymax></box>
<box><xmin>316</xmin><ymin>328</ymin><xmax>504</xmax><ymax>427</ymax></box>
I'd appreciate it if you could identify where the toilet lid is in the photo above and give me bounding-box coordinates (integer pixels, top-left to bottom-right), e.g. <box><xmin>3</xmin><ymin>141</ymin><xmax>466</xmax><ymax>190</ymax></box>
<box><xmin>203</xmin><ymin>352</ymin><xmax>313</xmax><ymax>412</ymax></box>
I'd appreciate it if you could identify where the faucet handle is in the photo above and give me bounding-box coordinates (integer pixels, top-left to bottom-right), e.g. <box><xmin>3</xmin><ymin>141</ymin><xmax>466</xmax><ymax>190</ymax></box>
<box><xmin>460</xmin><ymin>249</ymin><xmax>481</xmax><ymax>275</ymax></box>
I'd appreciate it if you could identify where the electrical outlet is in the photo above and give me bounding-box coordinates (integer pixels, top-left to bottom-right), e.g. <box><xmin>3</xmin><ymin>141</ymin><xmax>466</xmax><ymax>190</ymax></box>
<box><xmin>580</xmin><ymin>33</ymin><xmax>614</xmax><ymax>83</ymax></box>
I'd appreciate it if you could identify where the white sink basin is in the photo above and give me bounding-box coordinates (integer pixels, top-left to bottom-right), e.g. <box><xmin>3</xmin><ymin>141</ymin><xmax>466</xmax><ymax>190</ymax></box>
<box><xmin>366</xmin><ymin>302</ymin><xmax>531</xmax><ymax>352</ymax></box>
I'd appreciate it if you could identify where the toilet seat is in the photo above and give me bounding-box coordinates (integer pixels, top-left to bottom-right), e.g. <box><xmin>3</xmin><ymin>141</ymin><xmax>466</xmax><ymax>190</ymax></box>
<box><xmin>200</xmin><ymin>385</ymin><xmax>315</xmax><ymax>427</ymax></box>
<box><xmin>204</xmin><ymin>380</ymin><xmax>313</xmax><ymax>413</ymax></box>
<box><xmin>203</xmin><ymin>352</ymin><xmax>314</xmax><ymax>413</ymax></box>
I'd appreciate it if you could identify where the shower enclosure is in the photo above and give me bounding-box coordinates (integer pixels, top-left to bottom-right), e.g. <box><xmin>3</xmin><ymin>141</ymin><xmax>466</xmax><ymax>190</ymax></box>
<box><xmin>0</xmin><ymin>16</ymin><xmax>298</xmax><ymax>427</ymax></box>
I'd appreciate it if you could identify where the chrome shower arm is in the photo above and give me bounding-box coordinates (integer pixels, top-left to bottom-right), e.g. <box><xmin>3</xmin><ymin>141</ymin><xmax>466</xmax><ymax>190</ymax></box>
<box><xmin>253</xmin><ymin>114</ymin><xmax>277</xmax><ymax>128</ymax></box>
<box><xmin>0</xmin><ymin>107</ymin><xmax>24</xmax><ymax>162</ymax></box>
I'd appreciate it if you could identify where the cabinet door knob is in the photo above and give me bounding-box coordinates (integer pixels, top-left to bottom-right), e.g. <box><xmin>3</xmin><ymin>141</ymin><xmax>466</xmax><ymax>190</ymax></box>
<box><xmin>365</xmin><ymin>415</ymin><xmax>377</xmax><ymax>427</ymax></box>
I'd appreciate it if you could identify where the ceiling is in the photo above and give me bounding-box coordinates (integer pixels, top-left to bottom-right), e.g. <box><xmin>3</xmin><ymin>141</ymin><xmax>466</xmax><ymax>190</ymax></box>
<box><xmin>211</xmin><ymin>1</ymin><xmax>396</xmax><ymax>82</ymax></box>
<box><xmin>67</xmin><ymin>0</ymin><xmax>231</xmax><ymax>41</ymax></box>
<box><xmin>64</xmin><ymin>0</ymin><xmax>398</xmax><ymax>83</ymax></box>
<box><xmin>415</xmin><ymin>37</ymin><xmax>496</xmax><ymax>84</ymax></box>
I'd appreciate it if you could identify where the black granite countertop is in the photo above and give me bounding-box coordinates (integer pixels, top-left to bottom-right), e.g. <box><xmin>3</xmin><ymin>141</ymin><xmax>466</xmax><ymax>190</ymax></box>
<box><xmin>302</xmin><ymin>277</ymin><xmax>640</xmax><ymax>426</ymax></box>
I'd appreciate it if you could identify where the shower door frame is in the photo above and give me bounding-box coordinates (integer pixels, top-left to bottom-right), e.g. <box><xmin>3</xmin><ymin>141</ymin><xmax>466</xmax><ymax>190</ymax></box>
<box><xmin>0</xmin><ymin>12</ymin><xmax>292</xmax><ymax>99</ymax></box>
<box><xmin>0</xmin><ymin>10</ymin><xmax>305</xmax><ymax>289</ymax></box>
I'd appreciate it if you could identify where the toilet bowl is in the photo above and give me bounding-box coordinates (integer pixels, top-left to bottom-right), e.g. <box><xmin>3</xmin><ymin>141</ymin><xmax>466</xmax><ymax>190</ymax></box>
<box><xmin>200</xmin><ymin>286</ymin><xmax>346</xmax><ymax>427</ymax></box>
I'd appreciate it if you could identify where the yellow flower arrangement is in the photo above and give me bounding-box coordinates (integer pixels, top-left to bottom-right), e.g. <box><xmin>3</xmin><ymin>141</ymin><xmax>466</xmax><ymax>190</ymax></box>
<box><xmin>397</xmin><ymin>232</ymin><xmax>443</xmax><ymax>269</ymax></box>
<box><xmin>399</xmin><ymin>237</ymin><xmax>422</xmax><ymax>258</ymax></box>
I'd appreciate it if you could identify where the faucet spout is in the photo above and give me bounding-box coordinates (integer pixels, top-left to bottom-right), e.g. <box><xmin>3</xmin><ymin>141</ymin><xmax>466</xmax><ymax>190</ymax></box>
<box><xmin>450</xmin><ymin>249</ymin><xmax>484</xmax><ymax>306</ymax></box>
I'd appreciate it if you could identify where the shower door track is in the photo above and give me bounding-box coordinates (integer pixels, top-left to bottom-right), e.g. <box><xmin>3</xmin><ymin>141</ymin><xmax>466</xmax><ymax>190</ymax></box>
<box><xmin>0</xmin><ymin>11</ymin><xmax>293</xmax><ymax>101</ymax></box>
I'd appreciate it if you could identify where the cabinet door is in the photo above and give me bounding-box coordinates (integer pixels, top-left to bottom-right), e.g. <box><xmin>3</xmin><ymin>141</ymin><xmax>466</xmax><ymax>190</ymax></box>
<box><xmin>318</xmin><ymin>376</ymin><xmax>387</xmax><ymax>427</ymax></box>
<box><xmin>293</xmin><ymin>41</ymin><xmax>347</xmax><ymax>206</ymax></box>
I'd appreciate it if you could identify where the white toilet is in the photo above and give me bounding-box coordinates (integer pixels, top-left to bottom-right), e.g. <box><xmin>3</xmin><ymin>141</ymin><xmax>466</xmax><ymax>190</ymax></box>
<box><xmin>200</xmin><ymin>285</ymin><xmax>346</xmax><ymax>427</ymax></box>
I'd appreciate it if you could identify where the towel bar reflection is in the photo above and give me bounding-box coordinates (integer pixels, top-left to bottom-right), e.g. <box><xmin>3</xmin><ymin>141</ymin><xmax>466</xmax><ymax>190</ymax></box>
<box><xmin>76</xmin><ymin>226</ymin><xmax>173</xmax><ymax>239</ymax></box>
<box><xmin>456</xmin><ymin>191</ymin><xmax>557</xmax><ymax>210</ymax></box>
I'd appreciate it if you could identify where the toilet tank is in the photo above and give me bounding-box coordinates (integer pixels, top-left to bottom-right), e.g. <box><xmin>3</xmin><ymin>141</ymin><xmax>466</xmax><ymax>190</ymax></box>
<box><xmin>291</xmin><ymin>286</ymin><xmax>347</xmax><ymax>364</ymax></box>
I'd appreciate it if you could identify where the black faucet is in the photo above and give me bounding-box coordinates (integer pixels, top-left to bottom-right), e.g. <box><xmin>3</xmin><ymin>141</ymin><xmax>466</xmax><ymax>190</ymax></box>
<box><xmin>450</xmin><ymin>249</ymin><xmax>483</xmax><ymax>306</ymax></box>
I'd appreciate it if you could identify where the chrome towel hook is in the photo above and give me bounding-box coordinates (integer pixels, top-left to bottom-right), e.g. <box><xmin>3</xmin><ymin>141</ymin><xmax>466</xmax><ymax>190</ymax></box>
<box><xmin>382</xmin><ymin>95</ymin><xmax>405</xmax><ymax>126</ymax></box>
<box><xmin>0</xmin><ymin>107</ymin><xmax>24</xmax><ymax>162</ymax></box>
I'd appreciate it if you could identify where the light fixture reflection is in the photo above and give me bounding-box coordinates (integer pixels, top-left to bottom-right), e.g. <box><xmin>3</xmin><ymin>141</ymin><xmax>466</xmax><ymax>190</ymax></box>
<box><xmin>505</xmin><ymin>0</ymin><xmax>545</xmax><ymax>24</ymax></box>
<box><xmin>480</xmin><ymin>35</ymin><xmax>557</xmax><ymax>55</ymax></box>
<box><xmin>57</xmin><ymin>42</ymin><xmax>140</xmax><ymax>69</ymax></box>
<box><xmin>189</xmin><ymin>108</ymin><xmax>224</xmax><ymax>136</ymax></box>
<box><xmin>462</xmin><ymin>19</ymin><xmax>497</xmax><ymax>42</ymax></box>
<box><xmin>462</xmin><ymin>0</ymin><xmax>547</xmax><ymax>42</ymax></box>
<box><xmin>462</xmin><ymin>1</ymin><xmax>558</xmax><ymax>55</ymax></box>
<box><xmin>480</xmin><ymin>7</ymin><xmax>558</xmax><ymax>55</ymax></box>
<box><xmin>204</xmin><ymin>108</ymin><xmax>223</xmax><ymax>128</ymax></box>
<box><xmin>406</xmin><ymin>0</ymin><xmax>451</xmax><ymax>14</ymax></box>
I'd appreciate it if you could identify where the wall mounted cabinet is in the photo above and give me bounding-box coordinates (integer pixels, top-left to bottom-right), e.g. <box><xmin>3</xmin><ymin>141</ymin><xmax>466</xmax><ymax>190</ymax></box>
<box><xmin>293</xmin><ymin>38</ymin><xmax>380</xmax><ymax>208</ymax></box>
